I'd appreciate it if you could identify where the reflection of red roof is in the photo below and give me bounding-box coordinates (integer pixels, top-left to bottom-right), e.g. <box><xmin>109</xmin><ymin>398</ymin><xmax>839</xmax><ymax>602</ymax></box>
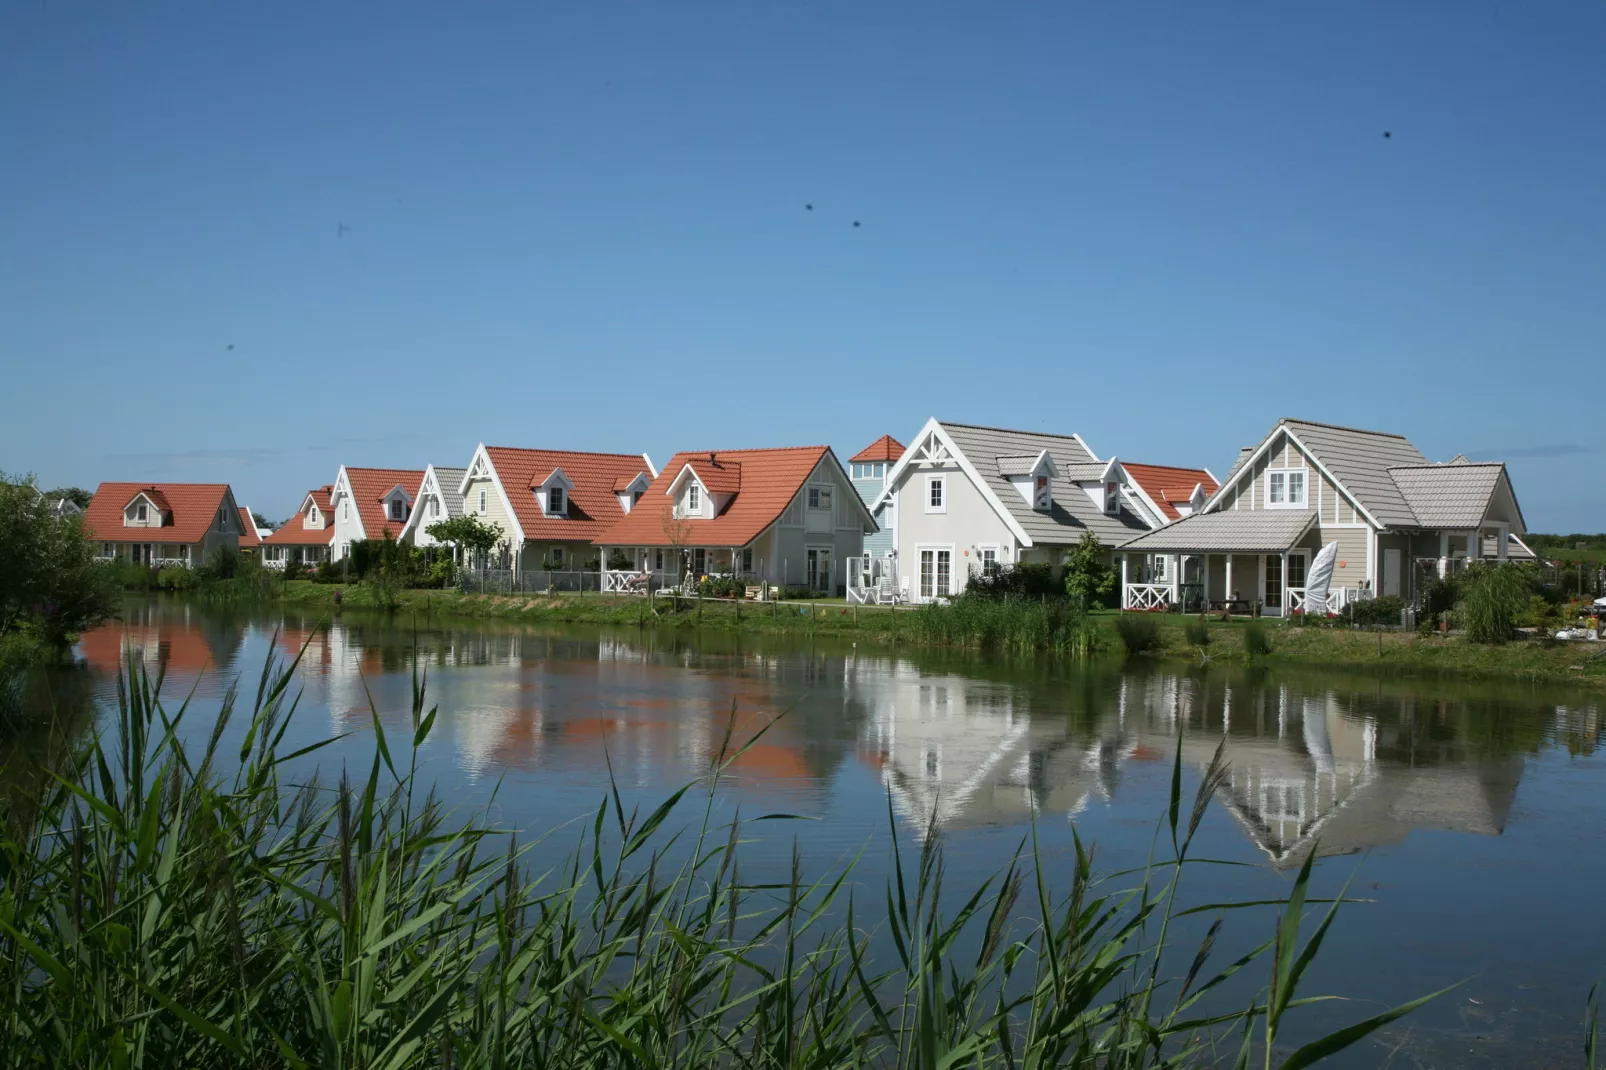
<box><xmin>1123</xmin><ymin>463</ymin><xmax>1220</xmax><ymax>522</ymax></box>
<box><xmin>851</xmin><ymin>434</ymin><xmax>905</xmax><ymax>463</ymax></box>
<box><xmin>596</xmin><ymin>446</ymin><xmax>841</xmax><ymax>548</ymax></box>
<box><xmin>483</xmin><ymin>447</ymin><xmax>654</xmax><ymax>544</ymax></box>
<box><xmin>79</xmin><ymin>623</ymin><xmax>221</xmax><ymax>675</ymax></box>
<box><xmin>237</xmin><ymin>508</ymin><xmax>262</xmax><ymax>548</ymax></box>
<box><xmin>83</xmin><ymin>482</ymin><xmax>234</xmax><ymax>544</ymax></box>
<box><xmin>342</xmin><ymin>467</ymin><xmax>425</xmax><ymax>541</ymax></box>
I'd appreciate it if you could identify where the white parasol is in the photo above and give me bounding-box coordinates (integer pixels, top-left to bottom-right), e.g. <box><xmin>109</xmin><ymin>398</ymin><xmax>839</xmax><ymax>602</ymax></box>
<box><xmin>1303</xmin><ymin>541</ymin><xmax>1340</xmax><ymax>615</ymax></box>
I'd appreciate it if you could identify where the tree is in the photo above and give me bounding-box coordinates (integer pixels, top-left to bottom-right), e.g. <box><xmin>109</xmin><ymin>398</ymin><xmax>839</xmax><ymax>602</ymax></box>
<box><xmin>42</xmin><ymin>487</ymin><xmax>92</xmax><ymax>510</ymax></box>
<box><xmin>425</xmin><ymin>514</ymin><xmax>503</xmax><ymax>567</ymax></box>
<box><xmin>251</xmin><ymin>512</ymin><xmax>275</xmax><ymax>531</ymax></box>
<box><xmin>0</xmin><ymin>473</ymin><xmax>119</xmax><ymax>656</ymax></box>
<box><xmin>661</xmin><ymin>510</ymin><xmax>693</xmax><ymax>584</ymax></box>
<box><xmin>1063</xmin><ymin>532</ymin><xmax>1117</xmax><ymax>607</ymax></box>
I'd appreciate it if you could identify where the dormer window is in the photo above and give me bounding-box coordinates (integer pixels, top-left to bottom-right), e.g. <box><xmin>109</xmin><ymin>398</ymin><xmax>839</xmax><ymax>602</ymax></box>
<box><xmin>1103</xmin><ymin>482</ymin><xmax>1120</xmax><ymax>515</ymax></box>
<box><xmin>548</xmin><ymin>487</ymin><xmax>565</xmax><ymax>514</ymax></box>
<box><xmin>1034</xmin><ymin>475</ymin><xmax>1051</xmax><ymax>512</ymax></box>
<box><xmin>633</xmin><ymin>490</ymin><xmax>644</xmax><ymax>505</ymax></box>
<box><xmin>136</xmin><ymin>503</ymin><xmax>148</xmax><ymax>522</ymax></box>
<box><xmin>388</xmin><ymin>499</ymin><xmax>407</xmax><ymax>522</ymax></box>
<box><xmin>218</xmin><ymin>508</ymin><xmax>228</xmax><ymax>531</ymax></box>
<box><xmin>688</xmin><ymin>483</ymin><xmax>701</xmax><ymax>512</ymax></box>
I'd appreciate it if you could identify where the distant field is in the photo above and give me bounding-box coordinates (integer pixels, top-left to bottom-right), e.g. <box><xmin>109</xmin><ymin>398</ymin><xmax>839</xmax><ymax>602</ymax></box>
<box><xmin>1529</xmin><ymin>546</ymin><xmax>1606</xmax><ymax>564</ymax></box>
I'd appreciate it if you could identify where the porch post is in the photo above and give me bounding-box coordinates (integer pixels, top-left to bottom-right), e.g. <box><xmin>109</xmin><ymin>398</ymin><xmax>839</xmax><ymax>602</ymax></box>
<box><xmin>1438</xmin><ymin>532</ymin><xmax>1449</xmax><ymax>578</ymax></box>
<box><xmin>1224</xmin><ymin>555</ymin><xmax>1234</xmax><ymax>605</ymax></box>
<box><xmin>1120</xmin><ymin>553</ymin><xmax>1130</xmax><ymax>609</ymax></box>
<box><xmin>1172</xmin><ymin>554</ymin><xmax>1181</xmax><ymax>605</ymax></box>
<box><xmin>1496</xmin><ymin>523</ymin><xmax>1508</xmax><ymax>562</ymax></box>
<box><xmin>1201</xmin><ymin>554</ymin><xmax>1211</xmax><ymax>607</ymax></box>
<box><xmin>1466</xmin><ymin>529</ymin><xmax>1479</xmax><ymax>564</ymax></box>
<box><xmin>1281</xmin><ymin>552</ymin><xmax>1289</xmax><ymax>615</ymax></box>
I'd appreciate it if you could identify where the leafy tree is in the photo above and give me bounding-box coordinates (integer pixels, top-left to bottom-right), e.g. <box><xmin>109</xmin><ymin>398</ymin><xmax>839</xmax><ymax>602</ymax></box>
<box><xmin>425</xmin><ymin>514</ymin><xmax>503</xmax><ymax>566</ymax></box>
<box><xmin>1063</xmin><ymin>532</ymin><xmax>1117</xmax><ymax>607</ymax></box>
<box><xmin>0</xmin><ymin>473</ymin><xmax>119</xmax><ymax>655</ymax></box>
<box><xmin>42</xmin><ymin>487</ymin><xmax>93</xmax><ymax>510</ymax></box>
<box><xmin>251</xmin><ymin>512</ymin><xmax>275</xmax><ymax>531</ymax></box>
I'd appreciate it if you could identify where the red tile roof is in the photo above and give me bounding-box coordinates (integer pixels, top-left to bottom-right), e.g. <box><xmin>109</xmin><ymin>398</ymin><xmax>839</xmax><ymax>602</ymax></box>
<box><xmin>483</xmin><ymin>447</ymin><xmax>654</xmax><ymax>543</ymax></box>
<box><xmin>851</xmin><ymin>434</ymin><xmax>905</xmax><ymax>463</ymax></box>
<box><xmin>264</xmin><ymin>487</ymin><xmax>338</xmax><ymax>546</ymax></box>
<box><xmin>684</xmin><ymin>456</ymin><xmax>741</xmax><ymax>494</ymax></box>
<box><xmin>83</xmin><ymin>483</ymin><xmax>234</xmax><ymax>545</ymax></box>
<box><xmin>237</xmin><ymin>508</ymin><xmax>262</xmax><ymax>548</ymax></box>
<box><xmin>1123</xmin><ymin>463</ymin><xmax>1220</xmax><ymax>522</ymax></box>
<box><xmin>595</xmin><ymin>446</ymin><xmax>836</xmax><ymax>547</ymax></box>
<box><xmin>341</xmin><ymin>467</ymin><xmax>425</xmax><ymax>541</ymax></box>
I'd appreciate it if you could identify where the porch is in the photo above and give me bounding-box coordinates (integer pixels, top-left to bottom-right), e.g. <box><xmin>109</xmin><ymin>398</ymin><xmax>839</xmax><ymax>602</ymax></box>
<box><xmin>846</xmin><ymin>555</ymin><xmax>905</xmax><ymax>605</ymax></box>
<box><xmin>596</xmin><ymin>543</ymin><xmax>841</xmax><ymax>595</ymax></box>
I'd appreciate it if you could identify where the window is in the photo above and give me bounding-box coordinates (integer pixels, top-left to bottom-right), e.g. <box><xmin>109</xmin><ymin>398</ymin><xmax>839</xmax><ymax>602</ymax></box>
<box><xmin>741</xmin><ymin>548</ymin><xmax>753</xmax><ymax>572</ymax></box>
<box><xmin>548</xmin><ymin>486</ymin><xmax>565</xmax><ymax>514</ymax></box>
<box><xmin>654</xmin><ymin>548</ymin><xmax>665</xmax><ymax>571</ymax></box>
<box><xmin>979</xmin><ymin>546</ymin><xmax>998</xmax><ymax>576</ymax></box>
<box><xmin>478</xmin><ymin>490</ymin><xmax>487</xmax><ymax>513</ymax></box>
<box><xmin>343</xmin><ymin>502</ymin><xmax>349</xmax><ymax>521</ymax></box>
<box><xmin>807</xmin><ymin>486</ymin><xmax>832</xmax><ymax>509</ymax></box>
<box><xmin>1267</xmin><ymin>469</ymin><xmax>1307</xmax><ymax>508</ymax></box>
<box><xmin>1287</xmin><ymin>552</ymin><xmax>1307</xmax><ymax>590</ymax></box>
<box><xmin>1103</xmin><ymin>482</ymin><xmax>1120</xmax><ymax>515</ymax></box>
<box><xmin>218</xmin><ymin>508</ymin><xmax>227</xmax><ymax>531</ymax></box>
<box><xmin>925</xmin><ymin>475</ymin><xmax>946</xmax><ymax>513</ymax></box>
<box><xmin>1151</xmin><ymin>555</ymin><xmax>1168</xmax><ymax>582</ymax></box>
<box><xmin>388</xmin><ymin>499</ymin><xmax>406</xmax><ymax>521</ymax></box>
<box><xmin>136</xmin><ymin>503</ymin><xmax>148</xmax><ymax>522</ymax></box>
<box><xmin>806</xmin><ymin>547</ymin><xmax>832</xmax><ymax>591</ymax></box>
<box><xmin>1264</xmin><ymin>554</ymin><xmax>1282</xmax><ymax>606</ymax></box>
<box><xmin>633</xmin><ymin>489</ymin><xmax>644</xmax><ymax>505</ymax></box>
<box><xmin>549</xmin><ymin>546</ymin><xmax>565</xmax><ymax>568</ymax></box>
<box><xmin>692</xmin><ymin>548</ymin><xmax>706</xmax><ymax>575</ymax></box>
<box><xmin>851</xmin><ymin>464</ymin><xmax>862</xmax><ymax>479</ymax></box>
<box><xmin>1035</xmin><ymin>475</ymin><xmax>1052</xmax><ymax>512</ymax></box>
<box><xmin>687</xmin><ymin>483</ymin><xmax>701</xmax><ymax>513</ymax></box>
<box><xmin>873</xmin><ymin>463</ymin><xmax>884</xmax><ymax>478</ymax></box>
<box><xmin>430</xmin><ymin>496</ymin><xmax>440</xmax><ymax>518</ymax></box>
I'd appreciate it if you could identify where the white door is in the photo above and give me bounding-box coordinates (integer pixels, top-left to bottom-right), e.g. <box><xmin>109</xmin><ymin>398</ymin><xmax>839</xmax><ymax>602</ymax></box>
<box><xmin>1383</xmin><ymin>548</ymin><xmax>1403</xmax><ymax>597</ymax></box>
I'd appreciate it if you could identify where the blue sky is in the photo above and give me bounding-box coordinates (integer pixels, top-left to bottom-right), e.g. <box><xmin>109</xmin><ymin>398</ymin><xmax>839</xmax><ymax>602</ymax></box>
<box><xmin>3</xmin><ymin>1</ymin><xmax>1602</xmax><ymax>529</ymax></box>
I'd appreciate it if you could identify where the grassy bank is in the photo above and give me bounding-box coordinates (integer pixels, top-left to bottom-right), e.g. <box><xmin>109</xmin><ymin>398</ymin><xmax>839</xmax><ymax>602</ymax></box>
<box><xmin>0</xmin><ymin>646</ymin><xmax>1458</xmax><ymax>1068</ymax></box>
<box><xmin>271</xmin><ymin>582</ymin><xmax>1606</xmax><ymax>691</ymax></box>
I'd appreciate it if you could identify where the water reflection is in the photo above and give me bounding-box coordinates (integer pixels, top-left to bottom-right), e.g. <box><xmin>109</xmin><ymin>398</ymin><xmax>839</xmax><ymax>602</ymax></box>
<box><xmin>67</xmin><ymin>602</ymin><xmax>1603</xmax><ymax>873</ymax></box>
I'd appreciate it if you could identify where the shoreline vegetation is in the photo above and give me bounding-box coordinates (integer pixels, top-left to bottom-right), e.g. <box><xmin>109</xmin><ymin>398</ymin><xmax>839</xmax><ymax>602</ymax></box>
<box><xmin>0</xmin><ymin>647</ymin><xmax>1465</xmax><ymax>1068</ymax></box>
<box><xmin>253</xmin><ymin>581</ymin><xmax>1606</xmax><ymax>692</ymax></box>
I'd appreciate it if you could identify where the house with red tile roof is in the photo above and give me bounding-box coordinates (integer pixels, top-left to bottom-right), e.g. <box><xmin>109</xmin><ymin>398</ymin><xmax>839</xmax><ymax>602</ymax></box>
<box><xmin>329</xmin><ymin>467</ymin><xmax>426</xmax><ymax>560</ymax></box>
<box><xmin>83</xmin><ymin>482</ymin><xmax>243</xmax><ymax>567</ymax></box>
<box><xmin>236</xmin><ymin>507</ymin><xmax>271</xmax><ymax>555</ymax></box>
<box><xmin>261</xmin><ymin>486</ymin><xmax>337</xmax><ymax>568</ymax></box>
<box><xmin>594</xmin><ymin>445</ymin><xmax>877</xmax><ymax>594</ymax></box>
<box><xmin>457</xmin><ymin>444</ymin><xmax>658</xmax><ymax>574</ymax></box>
<box><xmin>849</xmin><ymin>434</ymin><xmax>906</xmax><ymax>558</ymax></box>
<box><xmin>1114</xmin><ymin>463</ymin><xmax>1220</xmax><ymax>526</ymax></box>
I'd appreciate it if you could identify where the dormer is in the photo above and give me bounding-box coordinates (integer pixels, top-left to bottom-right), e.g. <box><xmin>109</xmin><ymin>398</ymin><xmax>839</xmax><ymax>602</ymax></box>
<box><xmin>614</xmin><ymin>472</ymin><xmax>651</xmax><ymax>514</ymax></box>
<box><xmin>381</xmin><ymin>485</ymin><xmax>412</xmax><ymax>524</ymax></box>
<box><xmin>1001</xmin><ymin>451</ymin><xmax>1058</xmax><ymax>512</ymax></box>
<box><xmin>302</xmin><ymin>494</ymin><xmax>325</xmax><ymax>530</ymax></box>
<box><xmin>667</xmin><ymin>457</ymin><xmax>740</xmax><ymax>520</ymax></box>
<box><xmin>1078</xmin><ymin>458</ymin><xmax>1127</xmax><ymax>516</ymax></box>
<box><xmin>122</xmin><ymin>489</ymin><xmax>168</xmax><ymax>528</ymax></box>
<box><xmin>536</xmin><ymin>468</ymin><xmax>574</xmax><ymax>517</ymax></box>
<box><xmin>1175</xmin><ymin>483</ymin><xmax>1208</xmax><ymax>518</ymax></box>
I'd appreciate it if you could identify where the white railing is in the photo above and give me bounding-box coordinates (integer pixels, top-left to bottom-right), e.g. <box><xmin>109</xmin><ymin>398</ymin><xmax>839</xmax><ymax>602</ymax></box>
<box><xmin>1287</xmin><ymin>586</ymin><xmax>1374</xmax><ymax>616</ymax></box>
<box><xmin>151</xmin><ymin>557</ymin><xmax>190</xmax><ymax>569</ymax></box>
<box><xmin>1123</xmin><ymin>583</ymin><xmax>1173</xmax><ymax>611</ymax></box>
<box><xmin>604</xmin><ymin>569</ymin><xmax>669</xmax><ymax>594</ymax></box>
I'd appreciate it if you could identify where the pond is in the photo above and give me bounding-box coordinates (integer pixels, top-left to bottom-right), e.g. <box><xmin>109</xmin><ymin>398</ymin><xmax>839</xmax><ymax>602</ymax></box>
<box><xmin>19</xmin><ymin>597</ymin><xmax>1606</xmax><ymax>1066</ymax></box>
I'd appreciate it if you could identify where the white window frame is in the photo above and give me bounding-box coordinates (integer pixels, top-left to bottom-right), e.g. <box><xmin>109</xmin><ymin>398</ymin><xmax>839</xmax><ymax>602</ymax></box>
<box><xmin>548</xmin><ymin>486</ymin><xmax>565</xmax><ymax>515</ymax></box>
<box><xmin>978</xmin><ymin>544</ymin><xmax>999</xmax><ymax>576</ymax></box>
<box><xmin>917</xmin><ymin>544</ymin><xmax>954</xmax><ymax>600</ymax></box>
<box><xmin>478</xmin><ymin>490</ymin><xmax>487</xmax><ymax>513</ymax></box>
<box><xmin>136</xmin><ymin>502</ymin><xmax>148</xmax><ymax>522</ymax></box>
<box><xmin>687</xmin><ymin>483</ymin><xmax>701</xmax><ymax>513</ymax></box>
<box><xmin>925</xmin><ymin>475</ymin><xmax>947</xmax><ymax>514</ymax></box>
<box><xmin>430</xmin><ymin>496</ymin><xmax>441</xmax><ymax>518</ymax></box>
<box><xmin>1266</xmin><ymin>468</ymin><xmax>1308</xmax><ymax>508</ymax></box>
<box><xmin>1151</xmin><ymin>554</ymin><xmax>1168</xmax><ymax>582</ymax></box>
<box><xmin>388</xmin><ymin>498</ymin><xmax>406</xmax><ymax>522</ymax></box>
<box><xmin>807</xmin><ymin>485</ymin><xmax>832</xmax><ymax>510</ymax></box>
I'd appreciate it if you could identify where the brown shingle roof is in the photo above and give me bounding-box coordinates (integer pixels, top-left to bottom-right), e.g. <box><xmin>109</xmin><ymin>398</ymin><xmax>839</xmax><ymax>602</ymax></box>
<box><xmin>595</xmin><ymin>446</ymin><xmax>836</xmax><ymax>547</ymax></box>
<box><xmin>83</xmin><ymin>483</ymin><xmax>233</xmax><ymax>545</ymax></box>
<box><xmin>483</xmin><ymin>447</ymin><xmax>655</xmax><ymax>544</ymax></box>
<box><xmin>851</xmin><ymin>434</ymin><xmax>905</xmax><ymax>463</ymax></box>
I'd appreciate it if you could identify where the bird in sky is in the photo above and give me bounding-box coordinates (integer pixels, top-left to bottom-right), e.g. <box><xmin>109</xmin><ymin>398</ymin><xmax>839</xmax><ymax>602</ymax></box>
<box><xmin>1383</xmin><ymin>131</ymin><xmax>1392</xmax><ymax>139</ymax></box>
<box><xmin>804</xmin><ymin>203</ymin><xmax>813</xmax><ymax>211</ymax></box>
<box><xmin>336</xmin><ymin>222</ymin><xmax>352</xmax><ymax>237</ymax></box>
<box><xmin>226</xmin><ymin>344</ymin><xmax>234</xmax><ymax>351</ymax></box>
<box><xmin>852</xmin><ymin>220</ymin><xmax>861</xmax><ymax>228</ymax></box>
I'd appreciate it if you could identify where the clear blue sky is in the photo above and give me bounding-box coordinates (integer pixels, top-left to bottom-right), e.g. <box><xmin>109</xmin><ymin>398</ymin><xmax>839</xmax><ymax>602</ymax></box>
<box><xmin>3</xmin><ymin>1</ymin><xmax>1602</xmax><ymax>529</ymax></box>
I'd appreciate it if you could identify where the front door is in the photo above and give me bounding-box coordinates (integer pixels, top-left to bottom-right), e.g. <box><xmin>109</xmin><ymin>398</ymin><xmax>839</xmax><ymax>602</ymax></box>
<box><xmin>806</xmin><ymin>548</ymin><xmax>832</xmax><ymax>592</ymax></box>
<box><xmin>1383</xmin><ymin>548</ymin><xmax>1403</xmax><ymax>597</ymax></box>
<box><xmin>918</xmin><ymin>548</ymin><xmax>953</xmax><ymax>601</ymax></box>
<box><xmin>1265</xmin><ymin>554</ymin><xmax>1283</xmax><ymax>610</ymax></box>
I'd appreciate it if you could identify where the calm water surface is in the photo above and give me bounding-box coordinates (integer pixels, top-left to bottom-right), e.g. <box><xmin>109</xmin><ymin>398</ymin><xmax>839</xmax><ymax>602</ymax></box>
<box><xmin>40</xmin><ymin>599</ymin><xmax>1606</xmax><ymax>1066</ymax></box>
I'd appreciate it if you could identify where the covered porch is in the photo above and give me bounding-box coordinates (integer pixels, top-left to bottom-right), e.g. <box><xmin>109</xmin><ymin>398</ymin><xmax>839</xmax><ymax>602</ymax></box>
<box><xmin>1117</xmin><ymin>511</ymin><xmax>1354</xmax><ymax>617</ymax></box>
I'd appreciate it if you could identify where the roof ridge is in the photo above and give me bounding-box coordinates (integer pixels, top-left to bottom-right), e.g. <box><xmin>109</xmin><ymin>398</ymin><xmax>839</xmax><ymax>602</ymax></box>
<box><xmin>673</xmin><ymin>445</ymin><xmax>829</xmax><ymax>456</ymax></box>
<box><xmin>941</xmin><ymin>420</ymin><xmax>1087</xmax><ymax>442</ymax></box>
<box><xmin>1389</xmin><ymin>461</ymin><xmax>1505</xmax><ymax>470</ymax></box>
<box><xmin>1280</xmin><ymin>418</ymin><xmax>1410</xmax><ymax>440</ymax></box>
<box><xmin>485</xmin><ymin>446</ymin><xmax>648</xmax><ymax>459</ymax></box>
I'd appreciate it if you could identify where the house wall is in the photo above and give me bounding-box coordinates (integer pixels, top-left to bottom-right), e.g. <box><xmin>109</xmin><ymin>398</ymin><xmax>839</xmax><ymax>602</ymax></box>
<box><xmin>769</xmin><ymin>458</ymin><xmax>867</xmax><ymax>592</ymax></box>
<box><xmin>518</xmin><ymin>540</ymin><xmax>603</xmax><ymax>571</ymax></box>
<box><xmin>852</xmin><ymin>472</ymin><xmax>893</xmax><ymax>556</ymax></box>
<box><xmin>461</xmin><ymin>466</ymin><xmax>520</xmax><ymax>563</ymax></box>
<box><xmin>890</xmin><ymin>460</ymin><xmax>1017</xmax><ymax>600</ymax></box>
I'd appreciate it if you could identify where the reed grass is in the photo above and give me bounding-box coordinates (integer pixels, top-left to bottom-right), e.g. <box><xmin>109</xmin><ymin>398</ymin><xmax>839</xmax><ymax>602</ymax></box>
<box><xmin>0</xmin><ymin>638</ymin><xmax>1451</xmax><ymax>1068</ymax></box>
<box><xmin>1114</xmin><ymin>614</ymin><xmax>1162</xmax><ymax>654</ymax></box>
<box><xmin>1242</xmin><ymin>622</ymin><xmax>1273</xmax><ymax>659</ymax></box>
<box><xmin>1182</xmin><ymin>618</ymin><xmax>1212</xmax><ymax>648</ymax></box>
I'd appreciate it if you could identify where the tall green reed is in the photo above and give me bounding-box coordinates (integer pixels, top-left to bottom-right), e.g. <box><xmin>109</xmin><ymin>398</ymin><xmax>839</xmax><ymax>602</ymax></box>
<box><xmin>0</xmin><ymin>636</ymin><xmax>1448</xmax><ymax>1068</ymax></box>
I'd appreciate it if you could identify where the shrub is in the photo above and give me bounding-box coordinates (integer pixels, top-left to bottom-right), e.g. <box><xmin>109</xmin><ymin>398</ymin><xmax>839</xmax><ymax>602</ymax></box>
<box><xmin>1182</xmin><ymin>617</ymin><xmax>1211</xmax><ymax>647</ymax></box>
<box><xmin>1114</xmin><ymin>613</ymin><xmax>1160</xmax><ymax>654</ymax></box>
<box><xmin>0</xmin><ymin>474</ymin><xmax>120</xmax><ymax>655</ymax></box>
<box><xmin>697</xmin><ymin>576</ymin><xmax>746</xmax><ymax>599</ymax></box>
<box><xmin>1063</xmin><ymin>533</ymin><xmax>1118</xmax><ymax>608</ymax></box>
<box><xmin>1340</xmin><ymin>595</ymin><xmax>1406</xmax><ymax>628</ymax></box>
<box><xmin>155</xmin><ymin>566</ymin><xmax>193</xmax><ymax>591</ymax></box>
<box><xmin>424</xmin><ymin>557</ymin><xmax>456</xmax><ymax>590</ymax></box>
<box><xmin>1422</xmin><ymin>576</ymin><xmax>1460</xmax><ymax>618</ymax></box>
<box><xmin>282</xmin><ymin>559</ymin><xmax>306</xmax><ymax>582</ymax></box>
<box><xmin>311</xmin><ymin>559</ymin><xmax>347</xmax><ymax>584</ymax></box>
<box><xmin>1243</xmin><ymin>621</ymin><xmax>1272</xmax><ymax>658</ymax></box>
<box><xmin>965</xmin><ymin>562</ymin><xmax>1058</xmax><ymax>599</ymax></box>
<box><xmin>1459</xmin><ymin>563</ymin><xmax>1532</xmax><ymax>644</ymax></box>
<box><xmin>606</xmin><ymin>549</ymin><xmax>632</xmax><ymax>571</ymax></box>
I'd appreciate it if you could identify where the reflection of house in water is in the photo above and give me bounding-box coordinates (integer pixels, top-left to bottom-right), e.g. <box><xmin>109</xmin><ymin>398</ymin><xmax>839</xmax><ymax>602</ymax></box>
<box><xmin>79</xmin><ymin>606</ymin><xmax>245</xmax><ymax>685</ymax></box>
<box><xmin>848</xmin><ymin>658</ymin><xmax>1528</xmax><ymax>864</ymax></box>
<box><xmin>849</xmin><ymin>657</ymin><xmax>1138</xmax><ymax>834</ymax></box>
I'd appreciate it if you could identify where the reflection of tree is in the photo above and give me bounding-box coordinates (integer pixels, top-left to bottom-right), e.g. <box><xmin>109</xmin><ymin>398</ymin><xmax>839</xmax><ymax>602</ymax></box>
<box><xmin>0</xmin><ymin>666</ymin><xmax>98</xmax><ymax>835</ymax></box>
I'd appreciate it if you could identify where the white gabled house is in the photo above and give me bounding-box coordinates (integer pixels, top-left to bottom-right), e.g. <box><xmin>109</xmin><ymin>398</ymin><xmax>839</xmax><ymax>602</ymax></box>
<box><xmin>397</xmin><ymin>465</ymin><xmax>468</xmax><ymax>549</ymax></box>
<box><xmin>328</xmin><ymin>466</ymin><xmax>426</xmax><ymax>560</ymax></box>
<box><xmin>1117</xmin><ymin>418</ymin><xmax>1533</xmax><ymax>616</ymax></box>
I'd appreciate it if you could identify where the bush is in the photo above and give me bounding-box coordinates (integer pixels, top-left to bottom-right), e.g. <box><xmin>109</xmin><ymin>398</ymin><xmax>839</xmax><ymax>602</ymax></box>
<box><xmin>155</xmin><ymin>566</ymin><xmax>193</xmax><ymax>592</ymax></box>
<box><xmin>1182</xmin><ymin>617</ymin><xmax>1211</xmax><ymax>647</ymax></box>
<box><xmin>0</xmin><ymin>474</ymin><xmax>121</xmax><ymax>656</ymax></box>
<box><xmin>1243</xmin><ymin>621</ymin><xmax>1272</xmax><ymax>658</ymax></box>
<box><xmin>282</xmin><ymin>559</ymin><xmax>306</xmax><ymax>583</ymax></box>
<box><xmin>1114</xmin><ymin>613</ymin><xmax>1160</xmax><ymax>654</ymax></box>
<box><xmin>965</xmin><ymin>562</ymin><xmax>1058</xmax><ymax>599</ymax></box>
<box><xmin>311</xmin><ymin>559</ymin><xmax>347</xmax><ymax>584</ymax></box>
<box><xmin>1340</xmin><ymin>595</ymin><xmax>1406</xmax><ymax>628</ymax></box>
<box><xmin>1422</xmin><ymin>576</ymin><xmax>1460</xmax><ymax>619</ymax></box>
<box><xmin>697</xmin><ymin>576</ymin><xmax>746</xmax><ymax>599</ymax></box>
<box><xmin>1063</xmin><ymin>533</ymin><xmax>1118</xmax><ymax>608</ymax></box>
<box><xmin>1459</xmin><ymin>563</ymin><xmax>1532</xmax><ymax>644</ymax></box>
<box><xmin>424</xmin><ymin>557</ymin><xmax>456</xmax><ymax>590</ymax></box>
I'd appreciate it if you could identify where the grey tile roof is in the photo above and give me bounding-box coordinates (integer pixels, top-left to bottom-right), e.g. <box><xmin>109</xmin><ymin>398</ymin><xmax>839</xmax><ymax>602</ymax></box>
<box><xmin>939</xmin><ymin>422</ymin><xmax>1151</xmax><ymax>547</ymax></box>
<box><xmin>994</xmin><ymin>454</ymin><xmax>1044</xmax><ymax>476</ymax></box>
<box><xmin>1279</xmin><ymin>419</ymin><xmax>1427</xmax><ymax>527</ymax></box>
<box><xmin>1223</xmin><ymin>446</ymin><xmax>1255</xmax><ymax>483</ymax></box>
<box><xmin>433</xmin><ymin>466</ymin><xmax>467</xmax><ymax>518</ymax></box>
<box><xmin>1120</xmin><ymin>509</ymin><xmax>1317</xmax><ymax>553</ymax></box>
<box><xmin>1388</xmin><ymin>463</ymin><xmax>1504</xmax><ymax>528</ymax></box>
<box><xmin>1061</xmin><ymin>461</ymin><xmax>1109</xmax><ymax>482</ymax></box>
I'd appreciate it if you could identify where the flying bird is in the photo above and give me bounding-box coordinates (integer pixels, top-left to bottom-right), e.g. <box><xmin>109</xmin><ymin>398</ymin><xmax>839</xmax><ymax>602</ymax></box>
<box><xmin>336</xmin><ymin>222</ymin><xmax>352</xmax><ymax>237</ymax></box>
<box><xmin>226</xmin><ymin>344</ymin><xmax>235</xmax><ymax>351</ymax></box>
<box><xmin>852</xmin><ymin>220</ymin><xmax>861</xmax><ymax>228</ymax></box>
<box><xmin>804</xmin><ymin>203</ymin><xmax>813</xmax><ymax>211</ymax></box>
<box><xmin>1383</xmin><ymin>131</ymin><xmax>1392</xmax><ymax>139</ymax></box>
